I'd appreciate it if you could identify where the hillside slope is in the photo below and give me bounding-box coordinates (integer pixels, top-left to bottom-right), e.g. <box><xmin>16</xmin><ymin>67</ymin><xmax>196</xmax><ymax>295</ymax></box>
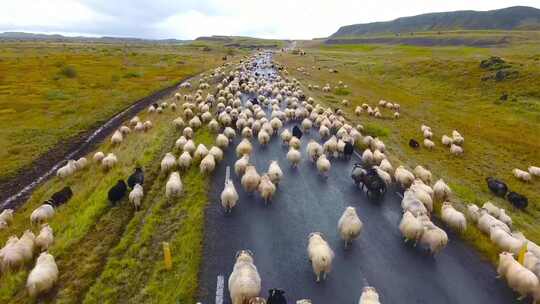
<box><xmin>331</xmin><ymin>6</ymin><xmax>540</xmax><ymax>37</ymax></box>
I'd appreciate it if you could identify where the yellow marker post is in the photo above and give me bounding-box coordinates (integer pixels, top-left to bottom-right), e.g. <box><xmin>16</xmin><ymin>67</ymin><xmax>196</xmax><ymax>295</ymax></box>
<box><xmin>163</xmin><ymin>242</ymin><xmax>172</xmax><ymax>270</ymax></box>
<box><xmin>518</xmin><ymin>242</ymin><xmax>527</xmax><ymax>265</ymax></box>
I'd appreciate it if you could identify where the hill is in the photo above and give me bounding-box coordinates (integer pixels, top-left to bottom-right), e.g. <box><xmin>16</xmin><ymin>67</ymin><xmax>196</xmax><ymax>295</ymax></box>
<box><xmin>331</xmin><ymin>6</ymin><xmax>540</xmax><ymax>37</ymax></box>
<box><xmin>0</xmin><ymin>32</ymin><xmax>188</xmax><ymax>44</ymax></box>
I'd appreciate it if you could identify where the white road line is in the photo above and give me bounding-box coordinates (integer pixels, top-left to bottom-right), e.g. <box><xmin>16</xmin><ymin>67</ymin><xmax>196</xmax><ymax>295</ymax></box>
<box><xmin>215</xmin><ymin>275</ymin><xmax>224</xmax><ymax>304</ymax></box>
<box><xmin>396</xmin><ymin>192</ymin><xmax>404</xmax><ymax>199</ymax></box>
<box><xmin>353</xmin><ymin>151</ymin><xmax>362</xmax><ymax>159</ymax></box>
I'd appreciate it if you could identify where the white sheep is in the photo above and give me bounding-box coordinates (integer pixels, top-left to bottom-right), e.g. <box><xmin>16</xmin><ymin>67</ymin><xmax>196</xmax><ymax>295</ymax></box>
<box><xmin>235</xmin><ymin>155</ymin><xmax>250</xmax><ymax>177</ymax></box>
<box><xmin>31</xmin><ymin>204</ymin><xmax>55</xmax><ymax>225</ymax></box>
<box><xmin>0</xmin><ymin>209</ymin><xmax>14</xmax><ymax>227</ymax></box>
<box><xmin>306</xmin><ymin>141</ymin><xmax>323</xmax><ymax>163</ymax></box>
<box><xmin>17</xmin><ymin>230</ymin><xmax>36</xmax><ymax>263</ymax></box>
<box><xmin>497</xmin><ymin>252</ymin><xmax>538</xmax><ymax>300</ymax></box>
<box><xmin>258</xmin><ymin>174</ymin><xmax>276</xmax><ymax>204</ymax></box>
<box><xmin>498</xmin><ymin>209</ymin><xmax>513</xmax><ymax>229</ymax></box>
<box><xmin>56</xmin><ymin>160</ymin><xmax>77</xmax><ymax>179</ymax></box>
<box><xmin>194</xmin><ymin>144</ymin><xmax>209</xmax><ymax>161</ymax></box>
<box><xmin>359</xmin><ymin>286</ymin><xmax>381</xmax><ymax>304</ymax></box>
<box><xmin>242</xmin><ymin>165</ymin><xmax>261</xmax><ymax>193</ymax></box>
<box><xmin>0</xmin><ymin>236</ymin><xmax>24</xmax><ymax>271</ymax></box>
<box><xmin>224</xmin><ymin>127</ymin><xmax>237</xmax><ymax>139</ymax></box>
<box><xmin>361</xmin><ymin>149</ymin><xmax>374</xmax><ymax>166</ymax></box>
<box><xmin>143</xmin><ymin>120</ymin><xmax>153</xmax><ymax>131</ymax></box>
<box><xmin>467</xmin><ymin>204</ymin><xmax>481</xmax><ymax>223</ymax></box>
<box><xmin>441</xmin><ymin>202</ymin><xmax>467</xmax><ymax>232</ymax></box>
<box><xmin>379</xmin><ymin>159</ymin><xmax>393</xmax><ymax>175</ymax></box>
<box><xmin>200</xmin><ymin>154</ymin><xmax>216</xmax><ymax>174</ymax></box>
<box><xmin>119</xmin><ymin>125</ymin><xmax>131</xmax><ymax>135</ymax></box>
<box><xmin>419</xmin><ymin>222</ymin><xmax>448</xmax><ymax>255</ymax></box>
<box><xmin>423</xmin><ymin>139</ymin><xmax>435</xmax><ymax>149</ymax></box>
<box><xmin>441</xmin><ymin>135</ymin><xmax>453</xmax><ymax>146</ymax></box>
<box><xmin>173</xmin><ymin>117</ymin><xmax>185</xmax><ymax>130</ymax></box>
<box><xmin>490</xmin><ymin>227</ymin><xmax>524</xmax><ymax>255</ymax></box>
<box><xmin>372</xmin><ymin>150</ymin><xmax>385</xmax><ymax>165</ymax></box>
<box><xmin>221</xmin><ymin>180</ymin><xmax>239</xmax><ymax>213</ymax></box>
<box><xmin>183</xmin><ymin>126</ymin><xmax>194</xmax><ymax>139</ymax></box>
<box><xmin>316</xmin><ymin>154</ymin><xmax>331</xmax><ymax>177</ymax></box>
<box><xmin>228</xmin><ymin>250</ymin><xmax>261</xmax><ymax>304</ymax></box>
<box><xmin>236</xmin><ymin>139</ymin><xmax>253</xmax><ymax>157</ymax></box>
<box><xmin>267</xmin><ymin>161</ymin><xmax>283</xmax><ymax>186</ymax></box>
<box><xmin>477</xmin><ymin>209</ymin><xmax>510</xmax><ymax>235</ymax></box>
<box><xmin>395</xmin><ymin>166</ymin><xmax>415</xmax><ymax>189</ymax></box>
<box><xmin>287</xmin><ymin>147</ymin><xmax>302</xmax><ymax>168</ymax></box>
<box><xmin>216</xmin><ymin>134</ymin><xmax>230</xmax><ymax>149</ymax></box>
<box><xmin>323</xmin><ymin>136</ymin><xmax>338</xmax><ymax>157</ymax></box>
<box><xmin>209</xmin><ymin>146</ymin><xmax>223</xmax><ymax>163</ymax></box>
<box><xmin>258</xmin><ymin>130</ymin><xmax>270</xmax><ymax>146</ymax></box>
<box><xmin>175</xmin><ymin>136</ymin><xmax>187</xmax><ymax>150</ymax></box>
<box><xmin>413</xmin><ymin>165</ymin><xmax>432</xmax><ymax>184</ymax></box>
<box><xmin>482</xmin><ymin>201</ymin><xmax>501</xmax><ymax>218</ymax></box>
<box><xmin>178</xmin><ymin>151</ymin><xmax>192</xmax><ymax>170</ymax></box>
<box><xmin>433</xmin><ymin>179</ymin><xmax>451</xmax><ymax>202</ymax></box>
<box><xmin>26</xmin><ymin>252</ymin><xmax>59</xmax><ymax>297</ymax></box>
<box><xmin>409</xmin><ymin>186</ymin><xmax>433</xmax><ymax>213</ymax></box>
<box><xmin>302</xmin><ymin>118</ymin><xmax>312</xmax><ymax>132</ymax></box>
<box><xmin>307</xmin><ymin>233</ymin><xmax>334</xmax><ymax>282</ymax></box>
<box><xmin>280</xmin><ymin>129</ymin><xmax>292</xmax><ymax>145</ymax></box>
<box><xmin>528</xmin><ymin>166</ymin><xmax>540</xmax><ymax>177</ymax></box>
<box><xmin>165</xmin><ymin>172</ymin><xmax>183</xmax><ymax>198</ymax></box>
<box><xmin>183</xmin><ymin>139</ymin><xmax>196</xmax><ymax>155</ymax></box>
<box><xmin>399</xmin><ymin>211</ymin><xmax>423</xmax><ymax>244</ymax></box>
<box><xmin>161</xmin><ymin>152</ymin><xmax>177</xmax><ymax>172</ymax></box>
<box><xmin>93</xmin><ymin>151</ymin><xmax>105</xmax><ymax>162</ymax></box>
<box><xmin>337</xmin><ymin>207</ymin><xmax>363</xmax><ymax>248</ymax></box>
<box><xmin>35</xmin><ymin>224</ymin><xmax>54</xmax><ymax>251</ymax></box>
<box><xmin>134</xmin><ymin>122</ymin><xmax>145</xmax><ymax>132</ymax></box>
<box><xmin>450</xmin><ymin>144</ymin><xmax>463</xmax><ymax>156</ymax></box>
<box><xmin>401</xmin><ymin>190</ymin><xmax>428</xmax><ymax>217</ymax></box>
<box><xmin>374</xmin><ymin>167</ymin><xmax>392</xmax><ymax>186</ymax></box>
<box><xmin>513</xmin><ymin>168</ymin><xmax>532</xmax><ymax>182</ymax></box>
<box><xmin>129</xmin><ymin>184</ymin><xmax>144</xmax><ymax>211</ymax></box>
<box><xmin>319</xmin><ymin>125</ymin><xmax>330</xmax><ymax>139</ymax></box>
<box><xmin>289</xmin><ymin>136</ymin><xmax>301</xmax><ymax>149</ymax></box>
<box><xmin>101</xmin><ymin>153</ymin><xmax>118</xmax><ymax>170</ymax></box>
<box><xmin>111</xmin><ymin>130</ymin><xmax>123</xmax><ymax>145</ymax></box>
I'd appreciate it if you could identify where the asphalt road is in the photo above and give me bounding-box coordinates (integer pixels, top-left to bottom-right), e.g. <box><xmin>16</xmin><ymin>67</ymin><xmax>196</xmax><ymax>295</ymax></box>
<box><xmin>198</xmin><ymin>55</ymin><xmax>518</xmax><ymax>304</ymax></box>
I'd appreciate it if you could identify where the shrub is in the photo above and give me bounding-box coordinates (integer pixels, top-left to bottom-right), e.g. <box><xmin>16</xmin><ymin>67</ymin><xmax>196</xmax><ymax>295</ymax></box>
<box><xmin>60</xmin><ymin>66</ymin><xmax>77</xmax><ymax>78</ymax></box>
<box><xmin>124</xmin><ymin>71</ymin><xmax>143</xmax><ymax>78</ymax></box>
<box><xmin>334</xmin><ymin>87</ymin><xmax>351</xmax><ymax>96</ymax></box>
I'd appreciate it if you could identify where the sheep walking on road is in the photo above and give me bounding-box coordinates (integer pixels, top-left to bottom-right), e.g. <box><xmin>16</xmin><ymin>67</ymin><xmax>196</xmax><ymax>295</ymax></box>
<box><xmin>359</xmin><ymin>286</ymin><xmax>381</xmax><ymax>304</ymax></box>
<box><xmin>307</xmin><ymin>233</ymin><xmax>334</xmax><ymax>282</ymax></box>
<box><xmin>228</xmin><ymin>250</ymin><xmax>262</xmax><ymax>304</ymax></box>
<box><xmin>221</xmin><ymin>180</ymin><xmax>239</xmax><ymax>213</ymax></box>
<box><xmin>337</xmin><ymin>207</ymin><xmax>363</xmax><ymax>248</ymax></box>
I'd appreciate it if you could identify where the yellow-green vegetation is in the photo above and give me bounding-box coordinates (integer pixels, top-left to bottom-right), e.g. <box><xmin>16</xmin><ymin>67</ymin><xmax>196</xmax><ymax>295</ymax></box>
<box><xmin>0</xmin><ymin>66</ymin><xmax>222</xmax><ymax>302</ymax></box>
<box><xmin>0</xmin><ymin>41</ymin><xmax>228</xmax><ymax>181</ymax></box>
<box><xmin>276</xmin><ymin>31</ymin><xmax>540</xmax><ymax>263</ymax></box>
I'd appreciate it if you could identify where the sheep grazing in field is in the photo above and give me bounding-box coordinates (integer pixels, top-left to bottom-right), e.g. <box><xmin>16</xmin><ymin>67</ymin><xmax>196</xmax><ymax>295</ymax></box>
<box><xmin>267</xmin><ymin>161</ymin><xmax>283</xmax><ymax>186</ymax></box>
<box><xmin>235</xmin><ymin>155</ymin><xmax>250</xmax><ymax>177</ymax></box>
<box><xmin>165</xmin><ymin>172</ymin><xmax>183</xmax><ymax>199</ymax></box>
<box><xmin>483</xmin><ymin>201</ymin><xmax>501</xmax><ymax>218</ymax></box>
<box><xmin>467</xmin><ymin>204</ymin><xmax>481</xmax><ymax>223</ymax></box>
<box><xmin>127</xmin><ymin>167</ymin><xmax>144</xmax><ymax>189</ymax></box>
<box><xmin>0</xmin><ymin>209</ymin><xmax>14</xmax><ymax>228</ymax></box>
<box><xmin>108</xmin><ymin>180</ymin><xmax>127</xmax><ymax>205</ymax></box>
<box><xmin>529</xmin><ymin>166</ymin><xmax>540</xmax><ymax>177</ymax></box>
<box><xmin>413</xmin><ymin>165</ymin><xmax>432</xmax><ymax>184</ymax></box>
<box><xmin>395</xmin><ymin>166</ymin><xmax>415</xmax><ymax>189</ymax></box>
<box><xmin>280</xmin><ymin>129</ymin><xmax>292</xmax><ymax>145</ymax></box>
<box><xmin>490</xmin><ymin>226</ymin><xmax>524</xmax><ymax>255</ymax></box>
<box><xmin>173</xmin><ymin>117</ymin><xmax>185</xmax><ymax>130</ymax></box>
<box><xmin>0</xmin><ymin>236</ymin><xmax>24</xmax><ymax>271</ymax></box>
<box><xmin>287</xmin><ymin>147</ymin><xmax>302</xmax><ymax>168</ymax></box>
<box><xmin>236</xmin><ymin>139</ymin><xmax>253</xmax><ymax>157</ymax></box>
<box><xmin>242</xmin><ymin>166</ymin><xmax>261</xmax><ymax>193</ymax></box>
<box><xmin>258</xmin><ymin>130</ymin><xmax>270</xmax><ymax>146</ymax></box>
<box><xmin>441</xmin><ymin>135</ymin><xmax>453</xmax><ymax>146</ymax></box>
<box><xmin>119</xmin><ymin>125</ymin><xmax>131</xmax><ymax>135</ymax></box>
<box><xmin>221</xmin><ymin>180</ymin><xmax>239</xmax><ymax>213</ymax></box>
<box><xmin>507</xmin><ymin>191</ymin><xmax>528</xmax><ymax>209</ymax></box>
<box><xmin>477</xmin><ymin>209</ymin><xmax>510</xmax><ymax>235</ymax></box>
<box><xmin>26</xmin><ymin>252</ymin><xmax>59</xmax><ymax>297</ymax></box>
<box><xmin>423</xmin><ymin>139</ymin><xmax>435</xmax><ymax>149</ymax></box>
<box><xmin>423</xmin><ymin>129</ymin><xmax>433</xmax><ymax>139</ymax></box>
<box><xmin>129</xmin><ymin>184</ymin><xmax>144</xmax><ymax>211</ymax></box>
<box><xmin>450</xmin><ymin>144</ymin><xmax>463</xmax><ymax>156</ymax></box>
<box><xmin>441</xmin><ymin>202</ymin><xmax>467</xmax><ymax>232</ymax></box>
<box><xmin>183</xmin><ymin>139</ymin><xmax>196</xmax><ymax>155</ymax></box>
<box><xmin>359</xmin><ymin>286</ymin><xmax>381</xmax><ymax>304</ymax></box>
<box><xmin>216</xmin><ymin>134</ymin><xmax>230</xmax><ymax>149</ymax></box>
<box><xmin>258</xmin><ymin>174</ymin><xmax>276</xmax><ymax>204</ymax></box>
<box><xmin>56</xmin><ymin>160</ymin><xmax>77</xmax><ymax>179</ymax></box>
<box><xmin>209</xmin><ymin>146</ymin><xmax>223</xmax><ymax>163</ymax></box>
<box><xmin>178</xmin><ymin>151</ymin><xmax>192</xmax><ymax>171</ymax></box>
<box><xmin>183</xmin><ymin>127</ymin><xmax>194</xmax><ymax>140</ymax></box>
<box><xmin>31</xmin><ymin>204</ymin><xmax>55</xmax><ymax>226</ymax></box>
<box><xmin>93</xmin><ymin>151</ymin><xmax>105</xmax><ymax>162</ymax></box>
<box><xmin>512</xmin><ymin>168</ymin><xmax>532</xmax><ymax>182</ymax></box>
<box><xmin>111</xmin><ymin>130</ymin><xmax>123</xmax><ymax>145</ymax></box>
<box><xmin>432</xmin><ymin>179</ymin><xmax>451</xmax><ymax>202</ymax></box>
<box><xmin>16</xmin><ymin>230</ymin><xmax>36</xmax><ymax>265</ymax></box>
<box><xmin>419</xmin><ymin>221</ymin><xmax>448</xmax><ymax>255</ymax></box>
<box><xmin>134</xmin><ymin>122</ymin><xmax>145</xmax><ymax>132</ymax></box>
<box><xmin>143</xmin><ymin>120</ymin><xmax>153</xmax><ymax>131</ymax></box>
<box><xmin>130</xmin><ymin>116</ymin><xmax>140</xmax><ymax>126</ymax></box>
<box><xmin>409</xmin><ymin>139</ymin><xmax>420</xmax><ymax>149</ymax></box>
<box><xmin>200</xmin><ymin>154</ymin><xmax>216</xmax><ymax>174</ymax></box>
<box><xmin>452</xmin><ymin>130</ymin><xmax>464</xmax><ymax>145</ymax></box>
<box><xmin>228</xmin><ymin>250</ymin><xmax>261</xmax><ymax>304</ymax></box>
<box><xmin>102</xmin><ymin>153</ymin><xmax>118</xmax><ymax>171</ymax></box>
<box><xmin>399</xmin><ymin>211</ymin><xmax>424</xmax><ymax>244</ymax></box>
<box><xmin>337</xmin><ymin>207</ymin><xmax>363</xmax><ymax>248</ymax></box>
<box><xmin>35</xmin><ymin>224</ymin><xmax>54</xmax><ymax>251</ymax></box>
<box><xmin>289</xmin><ymin>136</ymin><xmax>301</xmax><ymax>150</ymax></box>
<box><xmin>498</xmin><ymin>209</ymin><xmax>513</xmax><ymax>228</ymax></box>
<box><xmin>161</xmin><ymin>152</ymin><xmax>177</xmax><ymax>173</ymax></box>
<box><xmin>194</xmin><ymin>144</ymin><xmax>209</xmax><ymax>162</ymax></box>
<box><xmin>497</xmin><ymin>252</ymin><xmax>539</xmax><ymax>300</ymax></box>
<box><xmin>316</xmin><ymin>154</ymin><xmax>331</xmax><ymax>178</ymax></box>
<box><xmin>189</xmin><ymin>116</ymin><xmax>202</xmax><ymax>129</ymax></box>
<box><xmin>307</xmin><ymin>233</ymin><xmax>334</xmax><ymax>282</ymax></box>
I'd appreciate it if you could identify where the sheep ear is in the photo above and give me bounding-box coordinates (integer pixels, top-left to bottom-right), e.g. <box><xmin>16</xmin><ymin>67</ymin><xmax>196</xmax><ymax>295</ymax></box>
<box><xmin>246</xmin><ymin>249</ymin><xmax>254</xmax><ymax>257</ymax></box>
<box><xmin>235</xmin><ymin>250</ymin><xmax>242</xmax><ymax>259</ymax></box>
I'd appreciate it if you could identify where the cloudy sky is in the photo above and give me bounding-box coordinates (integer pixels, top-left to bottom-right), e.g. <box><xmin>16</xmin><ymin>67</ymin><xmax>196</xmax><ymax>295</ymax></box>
<box><xmin>0</xmin><ymin>0</ymin><xmax>538</xmax><ymax>39</ymax></box>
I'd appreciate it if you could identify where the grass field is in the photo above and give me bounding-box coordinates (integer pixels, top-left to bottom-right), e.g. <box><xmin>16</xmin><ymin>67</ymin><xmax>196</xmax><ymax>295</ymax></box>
<box><xmin>0</xmin><ymin>64</ymin><xmax>225</xmax><ymax>302</ymax></box>
<box><xmin>276</xmin><ymin>31</ymin><xmax>540</xmax><ymax>262</ymax></box>
<box><xmin>0</xmin><ymin>41</ymin><xmax>229</xmax><ymax>182</ymax></box>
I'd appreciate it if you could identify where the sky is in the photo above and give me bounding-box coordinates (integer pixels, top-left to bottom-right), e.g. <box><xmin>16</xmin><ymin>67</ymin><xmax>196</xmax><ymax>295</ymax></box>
<box><xmin>0</xmin><ymin>0</ymin><xmax>538</xmax><ymax>40</ymax></box>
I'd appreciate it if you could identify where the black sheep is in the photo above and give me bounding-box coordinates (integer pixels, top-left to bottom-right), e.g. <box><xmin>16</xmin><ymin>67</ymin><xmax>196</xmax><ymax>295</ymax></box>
<box><xmin>49</xmin><ymin>186</ymin><xmax>73</xmax><ymax>208</ymax></box>
<box><xmin>152</xmin><ymin>102</ymin><xmax>159</xmax><ymax>109</ymax></box>
<box><xmin>507</xmin><ymin>191</ymin><xmax>528</xmax><ymax>209</ymax></box>
<box><xmin>292</xmin><ymin>126</ymin><xmax>303</xmax><ymax>139</ymax></box>
<box><xmin>108</xmin><ymin>180</ymin><xmax>127</xmax><ymax>205</ymax></box>
<box><xmin>343</xmin><ymin>141</ymin><xmax>354</xmax><ymax>159</ymax></box>
<box><xmin>267</xmin><ymin>289</ymin><xmax>287</xmax><ymax>304</ymax></box>
<box><xmin>127</xmin><ymin>167</ymin><xmax>144</xmax><ymax>189</ymax></box>
<box><xmin>409</xmin><ymin>139</ymin><xmax>420</xmax><ymax>149</ymax></box>
<box><xmin>486</xmin><ymin>177</ymin><xmax>508</xmax><ymax>197</ymax></box>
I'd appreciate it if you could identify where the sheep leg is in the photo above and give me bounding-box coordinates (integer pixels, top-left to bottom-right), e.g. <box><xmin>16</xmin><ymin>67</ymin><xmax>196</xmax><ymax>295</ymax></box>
<box><xmin>323</xmin><ymin>272</ymin><xmax>328</xmax><ymax>280</ymax></box>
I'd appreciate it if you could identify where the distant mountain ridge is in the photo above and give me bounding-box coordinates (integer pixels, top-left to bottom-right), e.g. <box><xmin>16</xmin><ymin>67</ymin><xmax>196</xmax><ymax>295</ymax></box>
<box><xmin>331</xmin><ymin>6</ymin><xmax>540</xmax><ymax>37</ymax></box>
<box><xmin>0</xmin><ymin>32</ymin><xmax>187</xmax><ymax>44</ymax></box>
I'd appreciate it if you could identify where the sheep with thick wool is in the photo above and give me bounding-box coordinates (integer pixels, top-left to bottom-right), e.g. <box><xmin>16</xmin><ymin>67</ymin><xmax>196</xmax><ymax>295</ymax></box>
<box><xmin>101</xmin><ymin>153</ymin><xmax>118</xmax><ymax>171</ymax></box>
<box><xmin>399</xmin><ymin>211</ymin><xmax>424</xmax><ymax>244</ymax></box>
<box><xmin>111</xmin><ymin>130</ymin><xmax>123</xmax><ymax>145</ymax></box>
<box><xmin>497</xmin><ymin>252</ymin><xmax>539</xmax><ymax>300</ymax></box>
<box><xmin>178</xmin><ymin>151</ymin><xmax>192</xmax><ymax>170</ymax></box>
<box><xmin>161</xmin><ymin>152</ymin><xmax>177</xmax><ymax>173</ymax></box>
<box><xmin>433</xmin><ymin>179</ymin><xmax>451</xmax><ymax>202</ymax></box>
<box><xmin>379</xmin><ymin>159</ymin><xmax>393</xmax><ymax>175</ymax></box>
<box><xmin>287</xmin><ymin>147</ymin><xmax>302</xmax><ymax>168</ymax></box>
<box><xmin>216</xmin><ymin>134</ymin><xmax>229</xmax><ymax>149</ymax></box>
<box><xmin>209</xmin><ymin>146</ymin><xmax>223</xmax><ymax>163</ymax></box>
<box><xmin>221</xmin><ymin>180</ymin><xmax>239</xmax><ymax>213</ymax></box>
<box><xmin>316</xmin><ymin>154</ymin><xmax>331</xmax><ymax>178</ymax></box>
<box><xmin>56</xmin><ymin>160</ymin><xmax>77</xmax><ymax>179</ymax></box>
<box><xmin>395</xmin><ymin>166</ymin><xmax>415</xmax><ymax>189</ymax></box>
<box><xmin>258</xmin><ymin>174</ymin><xmax>276</xmax><ymax>204</ymax></box>
<box><xmin>93</xmin><ymin>151</ymin><xmax>105</xmax><ymax>162</ymax></box>
<box><xmin>236</xmin><ymin>139</ymin><xmax>253</xmax><ymax>157</ymax></box>
<box><xmin>194</xmin><ymin>144</ymin><xmax>209</xmax><ymax>161</ymax></box>
<box><xmin>359</xmin><ymin>286</ymin><xmax>381</xmax><ymax>304</ymax></box>
<box><xmin>31</xmin><ymin>204</ymin><xmax>55</xmax><ymax>225</ymax></box>
<box><xmin>513</xmin><ymin>168</ymin><xmax>532</xmax><ymax>182</ymax></box>
<box><xmin>441</xmin><ymin>202</ymin><xmax>467</xmax><ymax>232</ymax></box>
<box><xmin>337</xmin><ymin>207</ymin><xmax>363</xmax><ymax>248</ymax></box>
<box><xmin>258</xmin><ymin>130</ymin><xmax>270</xmax><ymax>146</ymax></box>
<box><xmin>528</xmin><ymin>166</ymin><xmax>540</xmax><ymax>177</ymax></box>
<box><xmin>419</xmin><ymin>221</ymin><xmax>448</xmax><ymax>255</ymax></box>
<box><xmin>35</xmin><ymin>224</ymin><xmax>54</xmax><ymax>252</ymax></box>
<box><xmin>307</xmin><ymin>233</ymin><xmax>334</xmax><ymax>282</ymax></box>
<box><xmin>26</xmin><ymin>252</ymin><xmax>59</xmax><ymax>297</ymax></box>
<box><xmin>307</xmin><ymin>140</ymin><xmax>323</xmax><ymax>162</ymax></box>
<box><xmin>228</xmin><ymin>250</ymin><xmax>262</xmax><ymax>304</ymax></box>
<box><xmin>165</xmin><ymin>172</ymin><xmax>182</xmax><ymax>199</ymax></box>
<box><xmin>200</xmin><ymin>154</ymin><xmax>216</xmax><ymax>174</ymax></box>
<box><xmin>477</xmin><ymin>209</ymin><xmax>510</xmax><ymax>235</ymax></box>
<box><xmin>235</xmin><ymin>155</ymin><xmax>250</xmax><ymax>177</ymax></box>
<box><xmin>129</xmin><ymin>184</ymin><xmax>144</xmax><ymax>211</ymax></box>
<box><xmin>267</xmin><ymin>161</ymin><xmax>283</xmax><ymax>186</ymax></box>
<box><xmin>413</xmin><ymin>165</ymin><xmax>432</xmax><ymax>184</ymax></box>
<box><xmin>242</xmin><ymin>166</ymin><xmax>261</xmax><ymax>193</ymax></box>
<box><xmin>0</xmin><ymin>236</ymin><xmax>25</xmax><ymax>271</ymax></box>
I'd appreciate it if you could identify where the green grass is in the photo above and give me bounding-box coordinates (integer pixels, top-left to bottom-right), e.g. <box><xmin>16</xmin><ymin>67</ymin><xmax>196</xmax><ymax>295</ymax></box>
<box><xmin>0</xmin><ymin>41</ymin><xmax>230</xmax><ymax>181</ymax></box>
<box><xmin>277</xmin><ymin>32</ymin><xmax>540</xmax><ymax>263</ymax></box>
